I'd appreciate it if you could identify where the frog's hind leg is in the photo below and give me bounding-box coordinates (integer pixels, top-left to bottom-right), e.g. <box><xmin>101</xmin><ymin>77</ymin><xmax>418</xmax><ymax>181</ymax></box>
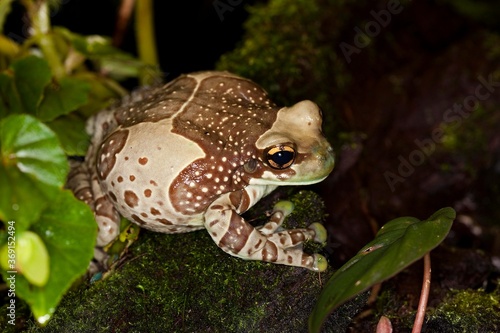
<box><xmin>67</xmin><ymin>159</ymin><xmax>120</xmax><ymax>247</ymax></box>
<box><xmin>67</xmin><ymin>159</ymin><xmax>95</xmax><ymax>207</ymax></box>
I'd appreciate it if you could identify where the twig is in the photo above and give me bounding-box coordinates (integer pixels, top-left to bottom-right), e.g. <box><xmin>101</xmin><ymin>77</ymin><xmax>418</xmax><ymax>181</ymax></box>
<box><xmin>412</xmin><ymin>252</ymin><xmax>431</xmax><ymax>333</ymax></box>
<box><xmin>113</xmin><ymin>0</ymin><xmax>136</xmax><ymax>47</ymax></box>
<box><xmin>25</xmin><ymin>0</ymin><xmax>65</xmax><ymax>78</ymax></box>
<box><xmin>367</xmin><ymin>282</ymin><xmax>382</xmax><ymax>305</ymax></box>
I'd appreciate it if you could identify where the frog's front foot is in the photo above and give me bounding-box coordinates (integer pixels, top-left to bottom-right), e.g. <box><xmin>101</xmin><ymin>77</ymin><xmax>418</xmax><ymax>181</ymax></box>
<box><xmin>263</xmin><ymin>201</ymin><xmax>327</xmax><ymax>271</ymax></box>
<box><xmin>206</xmin><ymin>199</ymin><xmax>328</xmax><ymax>272</ymax></box>
<box><xmin>257</xmin><ymin>200</ymin><xmax>295</xmax><ymax>235</ymax></box>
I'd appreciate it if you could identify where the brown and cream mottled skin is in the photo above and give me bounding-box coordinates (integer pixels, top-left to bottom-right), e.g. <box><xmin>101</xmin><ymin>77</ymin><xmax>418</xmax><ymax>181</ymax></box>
<box><xmin>68</xmin><ymin>71</ymin><xmax>335</xmax><ymax>271</ymax></box>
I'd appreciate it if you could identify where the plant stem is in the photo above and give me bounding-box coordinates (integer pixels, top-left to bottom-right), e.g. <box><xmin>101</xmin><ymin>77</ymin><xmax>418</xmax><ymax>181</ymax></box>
<box><xmin>412</xmin><ymin>252</ymin><xmax>431</xmax><ymax>333</ymax></box>
<box><xmin>113</xmin><ymin>0</ymin><xmax>135</xmax><ymax>47</ymax></box>
<box><xmin>135</xmin><ymin>0</ymin><xmax>158</xmax><ymax>85</ymax></box>
<box><xmin>26</xmin><ymin>0</ymin><xmax>65</xmax><ymax>78</ymax></box>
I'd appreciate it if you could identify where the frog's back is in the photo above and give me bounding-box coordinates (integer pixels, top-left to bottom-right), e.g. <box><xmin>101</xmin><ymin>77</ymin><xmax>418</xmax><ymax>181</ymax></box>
<box><xmin>111</xmin><ymin>71</ymin><xmax>276</xmax><ymax>128</ymax></box>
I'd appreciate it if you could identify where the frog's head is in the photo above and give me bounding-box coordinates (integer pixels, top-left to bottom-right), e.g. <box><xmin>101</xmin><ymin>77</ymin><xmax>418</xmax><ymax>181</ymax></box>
<box><xmin>247</xmin><ymin>100</ymin><xmax>334</xmax><ymax>186</ymax></box>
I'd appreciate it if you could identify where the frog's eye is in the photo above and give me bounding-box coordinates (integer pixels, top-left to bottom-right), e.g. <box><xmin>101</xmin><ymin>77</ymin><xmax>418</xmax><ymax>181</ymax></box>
<box><xmin>265</xmin><ymin>145</ymin><xmax>296</xmax><ymax>169</ymax></box>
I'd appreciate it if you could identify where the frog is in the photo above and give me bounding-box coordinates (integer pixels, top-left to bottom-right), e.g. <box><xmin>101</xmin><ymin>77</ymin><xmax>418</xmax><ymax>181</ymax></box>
<box><xmin>67</xmin><ymin>71</ymin><xmax>335</xmax><ymax>271</ymax></box>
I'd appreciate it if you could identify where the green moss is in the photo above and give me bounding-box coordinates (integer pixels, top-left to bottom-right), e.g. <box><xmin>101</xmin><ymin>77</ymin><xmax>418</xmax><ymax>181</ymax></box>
<box><xmin>484</xmin><ymin>32</ymin><xmax>500</xmax><ymax>65</ymax></box>
<box><xmin>438</xmin><ymin>99</ymin><xmax>500</xmax><ymax>209</ymax></box>
<box><xmin>14</xmin><ymin>191</ymin><xmax>363</xmax><ymax>332</ymax></box>
<box><xmin>286</xmin><ymin>190</ymin><xmax>329</xmax><ymax>253</ymax></box>
<box><xmin>371</xmin><ymin>287</ymin><xmax>416</xmax><ymax>330</ymax></box>
<box><xmin>426</xmin><ymin>287</ymin><xmax>500</xmax><ymax>332</ymax></box>
<box><xmin>440</xmin><ymin>105</ymin><xmax>489</xmax><ymax>151</ymax></box>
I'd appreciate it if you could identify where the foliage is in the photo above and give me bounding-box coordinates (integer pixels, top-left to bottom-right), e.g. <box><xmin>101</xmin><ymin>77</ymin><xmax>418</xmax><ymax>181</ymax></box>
<box><xmin>309</xmin><ymin>207</ymin><xmax>456</xmax><ymax>333</ymax></box>
<box><xmin>0</xmin><ymin>0</ymin><xmax>159</xmax><ymax>325</ymax></box>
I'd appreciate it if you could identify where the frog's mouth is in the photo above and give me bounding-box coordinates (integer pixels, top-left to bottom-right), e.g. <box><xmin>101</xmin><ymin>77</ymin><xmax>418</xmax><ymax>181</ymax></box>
<box><xmin>249</xmin><ymin>172</ymin><xmax>330</xmax><ymax>186</ymax></box>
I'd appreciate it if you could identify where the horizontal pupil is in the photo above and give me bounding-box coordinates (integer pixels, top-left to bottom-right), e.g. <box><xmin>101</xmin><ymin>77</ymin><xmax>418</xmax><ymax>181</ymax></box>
<box><xmin>272</xmin><ymin>151</ymin><xmax>294</xmax><ymax>165</ymax></box>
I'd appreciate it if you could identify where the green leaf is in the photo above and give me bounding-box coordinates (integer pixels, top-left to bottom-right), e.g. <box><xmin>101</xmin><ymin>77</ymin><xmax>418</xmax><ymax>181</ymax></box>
<box><xmin>0</xmin><ymin>35</ymin><xmax>19</xmax><ymax>72</ymax></box>
<box><xmin>309</xmin><ymin>207</ymin><xmax>456</xmax><ymax>333</ymax></box>
<box><xmin>0</xmin><ymin>56</ymin><xmax>52</xmax><ymax>116</ymax></box>
<box><xmin>0</xmin><ymin>231</ymin><xmax>50</xmax><ymax>286</ymax></box>
<box><xmin>54</xmin><ymin>27</ymin><xmax>118</xmax><ymax>57</ymax></box>
<box><xmin>54</xmin><ymin>27</ymin><xmax>159</xmax><ymax>82</ymax></box>
<box><xmin>75</xmin><ymin>72</ymin><xmax>126</xmax><ymax>117</ymax></box>
<box><xmin>46</xmin><ymin>113</ymin><xmax>89</xmax><ymax>156</ymax></box>
<box><xmin>7</xmin><ymin>189</ymin><xmax>97</xmax><ymax>325</ymax></box>
<box><xmin>0</xmin><ymin>114</ymin><xmax>68</xmax><ymax>230</ymax></box>
<box><xmin>38</xmin><ymin>77</ymin><xmax>91</xmax><ymax>121</ymax></box>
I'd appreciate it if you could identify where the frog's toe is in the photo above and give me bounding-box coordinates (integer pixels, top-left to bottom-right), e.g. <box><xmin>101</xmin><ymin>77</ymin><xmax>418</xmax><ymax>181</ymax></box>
<box><xmin>272</xmin><ymin>200</ymin><xmax>294</xmax><ymax>217</ymax></box>
<box><xmin>312</xmin><ymin>253</ymin><xmax>328</xmax><ymax>272</ymax></box>
<box><xmin>308</xmin><ymin>222</ymin><xmax>327</xmax><ymax>243</ymax></box>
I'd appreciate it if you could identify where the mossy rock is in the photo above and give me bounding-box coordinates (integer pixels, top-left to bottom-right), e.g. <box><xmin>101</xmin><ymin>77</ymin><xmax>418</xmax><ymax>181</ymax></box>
<box><xmin>426</xmin><ymin>288</ymin><xmax>500</xmax><ymax>332</ymax></box>
<box><xmin>3</xmin><ymin>190</ymin><xmax>366</xmax><ymax>332</ymax></box>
